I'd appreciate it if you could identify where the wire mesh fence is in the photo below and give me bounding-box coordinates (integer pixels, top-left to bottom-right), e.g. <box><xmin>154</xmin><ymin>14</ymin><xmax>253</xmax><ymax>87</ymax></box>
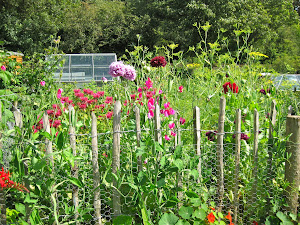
<box><xmin>0</xmin><ymin>98</ymin><xmax>298</xmax><ymax>225</ymax></box>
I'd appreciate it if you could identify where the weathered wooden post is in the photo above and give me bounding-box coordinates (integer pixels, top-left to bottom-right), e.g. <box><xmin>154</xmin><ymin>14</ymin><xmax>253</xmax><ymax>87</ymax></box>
<box><xmin>112</xmin><ymin>100</ymin><xmax>121</xmax><ymax>216</ymax></box>
<box><xmin>43</xmin><ymin>112</ymin><xmax>54</xmax><ymax>168</ymax></box>
<box><xmin>268</xmin><ymin>100</ymin><xmax>276</xmax><ymax>177</ymax></box>
<box><xmin>91</xmin><ymin>112</ymin><xmax>102</xmax><ymax>225</ymax></box>
<box><xmin>217</xmin><ymin>97</ymin><xmax>226</xmax><ymax>212</ymax></box>
<box><xmin>193</xmin><ymin>106</ymin><xmax>201</xmax><ymax>183</ymax></box>
<box><xmin>154</xmin><ymin>104</ymin><xmax>162</xmax><ymax>145</ymax></box>
<box><xmin>251</xmin><ymin>109</ymin><xmax>259</xmax><ymax>203</ymax></box>
<box><xmin>135</xmin><ymin>106</ymin><xmax>142</xmax><ymax>172</ymax></box>
<box><xmin>69</xmin><ymin>106</ymin><xmax>79</xmax><ymax>223</ymax></box>
<box><xmin>285</xmin><ymin>115</ymin><xmax>300</xmax><ymax>215</ymax></box>
<box><xmin>233</xmin><ymin>109</ymin><xmax>241</xmax><ymax>224</ymax></box>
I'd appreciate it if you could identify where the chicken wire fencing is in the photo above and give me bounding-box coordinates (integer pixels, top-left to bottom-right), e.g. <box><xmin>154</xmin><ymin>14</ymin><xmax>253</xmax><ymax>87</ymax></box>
<box><xmin>0</xmin><ymin>101</ymin><xmax>298</xmax><ymax>225</ymax></box>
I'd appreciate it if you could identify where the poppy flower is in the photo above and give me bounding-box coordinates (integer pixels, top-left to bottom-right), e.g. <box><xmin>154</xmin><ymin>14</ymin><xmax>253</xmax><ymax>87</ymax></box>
<box><xmin>223</xmin><ymin>82</ymin><xmax>239</xmax><ymax>94</ymax></box>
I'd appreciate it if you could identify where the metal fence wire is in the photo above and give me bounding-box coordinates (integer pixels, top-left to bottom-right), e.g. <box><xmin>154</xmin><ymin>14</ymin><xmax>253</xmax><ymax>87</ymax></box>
<box><xmin>0</xmin><ymin>99</ymin><xmax>297</xmax><ymax>225</ymax></box>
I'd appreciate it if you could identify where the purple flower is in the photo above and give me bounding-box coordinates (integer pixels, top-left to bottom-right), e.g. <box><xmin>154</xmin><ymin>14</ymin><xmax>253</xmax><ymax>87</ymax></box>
<box><xmin>109</xmin><ymin>61</ymin><xmax>126</xmax><ymax>77</ymax></box>
<box><xmin>206</xmin><ymin>131</ymin><xmax>217</xmax><ymax>141</ymax></box>
<box><xmin>232</xmin><ymin>133</ymin><xmax>250</xmax><ymax>141</ymax></box>
<box><xmin>123</xmin><ymin>65</ymin><xmax>136</xmax><ymax>81</ymax></box>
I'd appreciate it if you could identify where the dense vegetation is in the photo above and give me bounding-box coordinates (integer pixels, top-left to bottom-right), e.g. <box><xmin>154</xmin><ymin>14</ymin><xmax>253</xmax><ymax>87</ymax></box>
<box><xmin>0</xmin><ymin>0</ymin><xmax>300</xmax><ymax>73</ymax></box>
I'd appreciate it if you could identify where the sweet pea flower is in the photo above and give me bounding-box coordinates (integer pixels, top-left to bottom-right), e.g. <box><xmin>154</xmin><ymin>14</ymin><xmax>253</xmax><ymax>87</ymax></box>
<box><xmin>1</xmin><ymin>65</ymin><xmax>6</xmax><ymax>71</ymax></box>
<box><xmin>178</xmin><ymin>86</ymin><xmax>183</xmax><ymax>93</ymax></box>
<box><xmin>148</xmin><ymin>110</ymin><xmax>154</xmax><ymax>119</ymax></box>
<box><xmin>164</xmin><ymin>102</ymin><xmax>170</xmax><ymax>109</ymax></box>
<box><xmin>179</xmin><ymin>117</ymin><xmax>186</xmax><ymax>125</ymax></box>
<box><xmin>145</xmin><ymin>78</ymin><xmax>153</xmax><ymax>89</ymax></box>
<box><xmin>164</xmin><ymin>135</ymin><xmax>170</xmax><ymax>141</ymax></box>
<box><xmin>171</xmin><ymin>131</ymin><xmax>176</xmax><ymax>137</ymax></box>
<box><xmin>57</xmin><ymin>88</ymin><xmax>63</xmax><ymax>99</ymax></box>
<box><xmin>40</xmin><ymin>81</ymin><xmax>45</xmax><ymax>86</ymax></box>
<box><xmin>138</xmin><ymin>87</ymin><xmax>143</xmax><ymax>92</ymax></box>
<box><xmin>168</xmin><ymin>123</ymin><xmax>175</xmax><ymax>129</ymax></box>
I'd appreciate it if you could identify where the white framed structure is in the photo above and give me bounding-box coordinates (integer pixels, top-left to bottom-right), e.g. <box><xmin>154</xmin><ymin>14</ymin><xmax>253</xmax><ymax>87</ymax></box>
<box><xmin>53</xmin><ymin>53</ymin><xmax>117</xmax><ymax>82</ymax></box>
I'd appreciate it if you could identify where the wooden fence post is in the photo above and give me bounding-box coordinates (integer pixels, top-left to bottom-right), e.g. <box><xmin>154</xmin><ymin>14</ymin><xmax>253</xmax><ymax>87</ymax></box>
<box><xmin>0</xmin><ymin>101</ymin><xmax>6</xmax><ymax>225</ymax></box>
<box><xmin>268</xmin><ymin>100</ymin><xmax>276</xmax><ymax>177</ymax></box>
<box><xmin>285</xmin><ymin>115</ymin><xmax>300</xmax><ymax>215</ymax></box>
<box><xmin>154</xmin><ymin>104</ymin><xmax>162</xmax><ymax>145</ymax></box>
<box><xmin>251</xmin><ymin>109</ymin><xmax>259</xmax><ymax>201</ymax></box>
<box><xmin>43</xmin><ymin>112</ymin><xmax>54</xmax><ymax>168</ymax></box>
<box><xmin>91</xmin><ymin>112</ymin><xmax>102</xmax><ymax>225</ymax></box>
<box><xmin>234</xmin><ymin>109</ymin><xmax>241</xmax><ymax>224</ymax></box>
<box><xmin>135</xmin><ymin>106</ymin><xmax>142</xmax><ymax>173</ymax></box>
<box><xmin>112</xmin><ymin>100</ymin><xmax>121</xmax><ymax>216</ymax></box>
<box><xmin>217</xmin><ymin>96</ymin><xmax>226</xmax><ymax>212</ymax></box>
<box><xmin>193</xmin><ymin>106</ymin><xmax>201</xmax><ymax>183</ymax></box>
<box><xmin>69</xmin><ymin>106</ymin><xmax>79</xmax><ymax>222</ymax></box>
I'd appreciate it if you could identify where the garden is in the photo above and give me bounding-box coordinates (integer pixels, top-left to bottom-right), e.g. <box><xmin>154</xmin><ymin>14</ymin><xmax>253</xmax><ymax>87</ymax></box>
<box><xmin>0</xmin><ymin>26</ymin><xmax>299</xmax><ymax>225</ymax></box>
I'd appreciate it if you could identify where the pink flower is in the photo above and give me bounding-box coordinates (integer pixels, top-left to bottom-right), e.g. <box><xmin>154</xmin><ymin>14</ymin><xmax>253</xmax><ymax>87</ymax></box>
<box><xmin>168</xmin><ymin>123</ymin><xmax>175</xmax><ymax>129</ymax></box>
<box><xmin>130</xmin><ymin>94</ymin><xmax>136</xmax><ymax>100</ymax></box>
<box><xmin>57</xmin><ymin>88</ymin><xmax>63</xmax><ymax>99</ymax></box>
<box><xmin>171</xmin><ymin>131</ymin><xmax>176</xmax><ymax>137</ymax></box>
<box><xmin>169</xmin><ymin>108</ymin><xmax>175</xmax><ymax>115</ymax></box>
<box><xmin>1</xmin><ymin>65</ymin><xmax>6</xmax><ymax>71</ymax></box>
<box><xmin>40</xmin><ymin>81</ymin><xmax>45</xmax><ymax>86</ymax></box>
<box><xmin>179</xmin><ymin>117</ymin><xmax>186</xmax><ymax>125</ymax></box>
<box><xmin>164</xmin><ymin>135</ymin><xmax>170</xmax><ymax>141</ymax></box>
<box><xmin>145</xmin><ymin>78</ymin><xmax>153</xmax><ymax>89</ymax></box>
<box><xmin>147</xmin><ymin>98</ymin><xmax>155</xmax><ymax>110</ymax></box>
<box><xmin>74</xmin><ymin>89</ymin><xmax>81</xmax><ymax>93</ymax></box>
<box><xmin>102</xmin><ymin>77</ymin><xmax>108</xmax><ymax>83</ymax></box>
<box><xmin>164</xmin><ymin>102</ymin><xmax>170</xmax><ymax>109</ymax></box>
<box><xmin>144</xmin><ymin>159</ymin><xmax>148</xmax><ymax>164</ymax></box>
<box><xmin>178</xmin><ymin>86</ymin><xmax>183</xmax><ymax>93</ymax></box>
<box><xmin>106</xmin><ymin>112</ymin><xmax>113</xmax><ymax>119</ymax></box>
<box><xmin>159</xmin><ymin>90</ymin><xmax>163</xmax><ymax>94</ymax></box>
<box><xmin>148</xmin><ymin>110</ymin><xmax>154</xmax><ymax>119</ymax></box>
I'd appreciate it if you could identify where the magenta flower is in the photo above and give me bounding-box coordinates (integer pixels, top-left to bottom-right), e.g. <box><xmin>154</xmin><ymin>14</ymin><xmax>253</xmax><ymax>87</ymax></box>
<box><xmin>40</xmin><ymin>81</ymin><xmax>45</xmax><ymax>86</ymax></box>
<box><xmin>150</xmin><ymin>56</ymin><xmax>167</xmax><ymax>67</ymax></box>
<box><xmin>164</xmin><ymin>135</ymin><xmax>170</xmax><ymax>141</ymax></box>
<box><xmin>168</xmin><ymin>108</ymin><xmax>175</xmax><ymax>115</ymax></box>
<box><xmin>57</xmin><ymin>88</ymin><xmax>63</xmax><ymax>99</ymax></box>
<box><xmin>148</xmin><ymin>110</ymin><xmax>154</xmax><ymax>119</ymax></box>
<box><xmin>145</xmin><ymin>78</ymin><xmax>153</xmax><ymax>89</ymax></box>
<box><xmin>178</xmin><ymin>86</ymin><xmax>183</xmax><ymax>93</ymax></box>
<box><xmin>164</xmin><ymin>102</ymin><xmax>170</xmax><ymax>109</ymax></box>
<box><xmin>147</xmin><ymin>98</ymin><xmax>155</xmax><ymax>110</ymax></box>
<box><xmin>171</xmin><ymin>131</ymin><xmax>176</xmax><ymax>137</ymax></box>
<box><xmin>106</xmin><ymin>111</ymin><xmax>113</xmax><ymax>119</ymax></box>
<box><xmin>179</xmin><ymin>117</ymin><xmax>186</xmax><ymax>125</ymax></box>
<box><xmin>1</xmin><ymin>65</ymin><xmax>6</xmax><ymax>71</ymax></box>
<box><xmin>109</xmin><ymin>61</ymin><xmax>126</xmax><ymax>77</ymax></box>
<box><xmin>168</xmin><ymin>123</ymin><xmax>175</xmax><ymax>129</ymax></box>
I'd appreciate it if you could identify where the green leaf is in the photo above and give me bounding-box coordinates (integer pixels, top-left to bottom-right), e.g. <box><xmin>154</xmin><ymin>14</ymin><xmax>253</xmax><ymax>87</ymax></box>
<box><xmin>159</xmin><ymin>213</ymin><xmax>179</xmax><ymax>225</ymax></box>
<box><xmin>15</xmin><ymin>203</ymin><xmax>26</xmax><ymax>215</ymax></box>
<box><xmin>190</xmin><ymin>198</ymin><xmax>201</xmax><ymax>207</ymax></box>
<box><xmin>185</xmin><ymin>191</ymin><xmax>198</xmax><ymax>198</ymax></box>
<box><xmin>68</xmin><ymin>177</ymin><xmax>84</xmax><ymax>188</ymax></box>
<box><xmin>190</xmin><ymin>169</ymin><xmax>199</xmax><ymax>180</ymax></box>
<box><xmin>56</xmin><ymin>132</ymin><xmax>64</xmax><ymax>150</ymax></box>
<box><xmin>276</xmin><ymin>211</ymin><xmax>294</xmax><ymax>225</ymax></box>
<box><xmin>193</xmin><ymin>209</ymin><xmax>206</xmax><ymax>220</ymax></box>
<box><xmin>174</xmin><ymin>159</ymin><xmax>184</xmax><ymax>171</ymax></box>
<box><xmin>157</xmin><ymin>178</ymin><xmax>165</xmax><ymax>188</ymax></box>
<box><xmin>113</xmin><ymin>215</ymin><xmax>133</xmax><ymax>225</ymax></box>
<box><xmin>178</xmin><ymin>206</ymin><xmax>193</xmax><ymax>220</ymax></box>
<box><xmin>175</xmin><ymin>219</ymin><xmax>190</xmax><ymax>225</ymax></box>
<box><xmin>32</xmin><ymin>159</ymin><xmax>47</xmax><ymax>171</ymax></box>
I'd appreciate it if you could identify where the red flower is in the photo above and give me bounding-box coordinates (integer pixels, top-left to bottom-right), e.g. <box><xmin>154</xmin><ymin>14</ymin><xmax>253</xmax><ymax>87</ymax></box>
<box><xmin>207</xmin><ymin>212</ymin><xmax>215</xmax><ymax>223</ymax></box>
<box><xmin>223</xmin><ymin>82</ymin><xmax>239</xmax><ymax>94</ymax></box>
<box><xmin>178</xmin><ymin>86</ymin><xmax>183</xmax><ymax>93</ymax></box>
<box><xmin>150</xmin><ymin>56</ymin><xmax>167</xmax><ymax>67</ymax></box>
<box><xmin>252</xmin><ymin>221</ymin><xmax>258</xmax><ymax>225</ymax></box>
<box><xmin>225</xmin><ymin>212</ymin><xmax>234</xmax><ymax>225</ymax></box>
